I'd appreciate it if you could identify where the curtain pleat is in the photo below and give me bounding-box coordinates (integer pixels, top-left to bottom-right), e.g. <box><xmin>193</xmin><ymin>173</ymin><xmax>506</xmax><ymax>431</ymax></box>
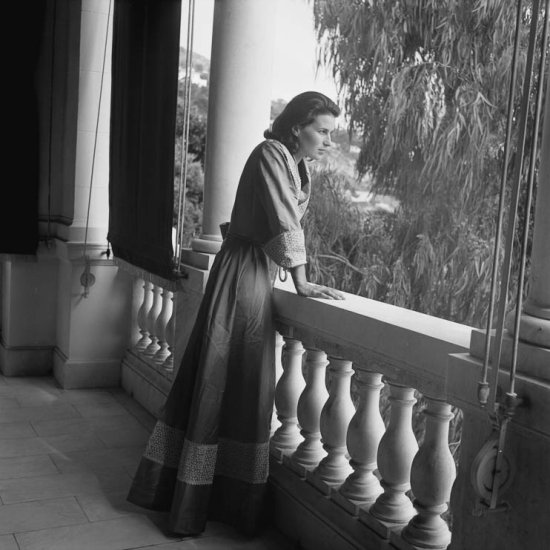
<box><xmin>108</xmin><ymin>0</ymin><xmax>181</xmax><ymax>278</ymax></box>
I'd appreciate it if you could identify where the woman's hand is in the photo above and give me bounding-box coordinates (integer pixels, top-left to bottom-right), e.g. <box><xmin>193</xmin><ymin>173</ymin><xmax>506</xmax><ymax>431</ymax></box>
<box><xmin>295</xmin><ymin>281</ymin><xmax>345</xmax><ymax>300</ymax></box>
<box><xmin>289</xmin><ymin>264</ymin><xmax>345</xmax><ymax>300</ymax></box>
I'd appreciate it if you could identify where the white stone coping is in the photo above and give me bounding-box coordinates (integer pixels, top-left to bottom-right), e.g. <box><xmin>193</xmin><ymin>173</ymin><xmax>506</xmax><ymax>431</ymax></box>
<box><xmin>273</xmin><ymin>279</ymin><xmax>472</xmax><ymax>400</ymax></box>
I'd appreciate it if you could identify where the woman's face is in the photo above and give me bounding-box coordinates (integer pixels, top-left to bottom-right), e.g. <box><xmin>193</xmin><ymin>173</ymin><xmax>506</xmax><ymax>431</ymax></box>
<box><xmin>293</xmin><ymin>113</ymin><xmax>336</xmax><ymax>162</ymax></box>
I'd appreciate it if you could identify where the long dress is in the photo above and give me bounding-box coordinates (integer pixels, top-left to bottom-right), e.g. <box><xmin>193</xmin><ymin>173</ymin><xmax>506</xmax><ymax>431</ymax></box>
<box><xmin>127</xmin><ymin>139</ymin><xmax>311</xmax><ymax>536</ymax></box>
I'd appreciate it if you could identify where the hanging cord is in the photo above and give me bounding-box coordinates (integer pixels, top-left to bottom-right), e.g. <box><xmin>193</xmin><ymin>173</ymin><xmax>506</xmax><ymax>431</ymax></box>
<box><xmin>80</xmin><ymin>0</ymin><xmax>113</xmax><ymax>297</ymax></box>
<box><xmin>472</xmin><ymin>0</ymin><xmax>548</xmax><ymax>514</ymax></box>
<box><xmin>485</xmin><ymin>0</ymin><xmax>542</xmax><ymax>415</ymax></box>
<box><xmin>477</xmin><ymin>0</ymin><xmax>523</xmax><ymax>408</ymax></box>
<box><xmin>509</xmin><ymin>6</ymin><xmax>548</xmax><ymax>399</ymax></box>
<box><xmin>486</xmin><ymin>11</ymin><xmax>550</xmax><ymax>512</ymax></box>
<box><xmin>173</xmin><ymin>0</ymin><xmax>196</xmax><ymax>273</ymax></box>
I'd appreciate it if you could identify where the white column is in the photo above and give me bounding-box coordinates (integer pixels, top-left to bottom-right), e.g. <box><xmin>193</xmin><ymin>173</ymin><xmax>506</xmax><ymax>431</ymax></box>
<box><xmin>71</xmin><ymin>2</ymin><xmax>112</xmax><ymax>243</ymax></box>
<box><xmin>192</xmin><ymin>0</ymin><xmax>276</xmax><ymax>253</ymax></box>
<box><xmin>510</xmin><ymin>68</ymin><xmax>550</xmax><ymax>350</ymax></box>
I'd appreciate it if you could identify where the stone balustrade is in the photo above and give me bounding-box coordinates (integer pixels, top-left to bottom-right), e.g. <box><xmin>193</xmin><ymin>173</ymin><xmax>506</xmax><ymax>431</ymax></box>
<box><xmin>118</xmin><ymin>264</ymin><xmax>477</xmax><ymax>550</ymax></box>
<box><xmin>269</xmin><ymin>280</ymin><xmax>472</xmax><ymax>550</ymax></box>
<box><xmin>133</xmin><ymin>276</ymin><xmax>175</xmax><ymax>372</ymax></box>
<box><xmin>270</xmin><ymin>333</ymin><xmax>457</xmax><ymax>550</ymax></box>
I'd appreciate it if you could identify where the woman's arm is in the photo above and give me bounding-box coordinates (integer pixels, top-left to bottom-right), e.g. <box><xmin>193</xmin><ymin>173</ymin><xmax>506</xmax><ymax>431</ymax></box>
<box><xmin>290</xmin><ymin>264</ymin><xmax>345</xmax><ymax>300</ymax></box>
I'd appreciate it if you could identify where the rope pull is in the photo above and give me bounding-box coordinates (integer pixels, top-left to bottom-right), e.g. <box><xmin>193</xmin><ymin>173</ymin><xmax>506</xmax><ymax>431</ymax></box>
<box><xmin>80</xmin><ymin>255</ymin><xmax>96</xmax><ymax>298</ymax></box>
<box><xmin>101</xmin><ymin>241</ymin><xmax>112</xmax><ymax>259</ymax></box>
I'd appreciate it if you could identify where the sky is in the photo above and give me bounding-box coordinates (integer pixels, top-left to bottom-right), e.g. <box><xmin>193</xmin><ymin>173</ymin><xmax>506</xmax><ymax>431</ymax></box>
<box><xmin>180</xmin><ymin>0</ymin><xmax>340</xmax><ymax>103</ymax></box>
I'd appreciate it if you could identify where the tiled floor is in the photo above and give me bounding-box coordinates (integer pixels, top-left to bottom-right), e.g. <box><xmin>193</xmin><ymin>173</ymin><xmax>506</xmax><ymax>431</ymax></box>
<box><xmin>0</xmin><ymin>374</ymin><xmax>294</xmax><ymax>550</ymax></box>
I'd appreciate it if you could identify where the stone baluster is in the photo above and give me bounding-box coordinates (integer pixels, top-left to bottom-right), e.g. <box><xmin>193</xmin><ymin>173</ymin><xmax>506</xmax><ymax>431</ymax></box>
<box><xmin>131</xmin><ymin>277</ymin><xmax>144</xmax><ymax>346</ymax></box>
<box><xmin>153</xmin><ymin>289</ymin><xmax>174</xmax><ymax>365</ymax></box>
<box><xmin>338</xmin><ymin>369</ymin><xmax>384</xmax><ymax>507</ymax></box>
<box><xmin>143</xmin><ymin>284</ymin><xmax>162</xmax><ymax>357</ymax></box>
<box><xmin>401</xmin><ymin>398</ymin><xmax>456</xmax><ymax>550</ymax></box>
<box><xmin>270</xmin><ymin>331</ymin><xmax>285</xmax><ymax>437</ymax></box>
<box><xmin>311</xmin><ymin>357</ymin><xmax>355</xmax><ymax>489</ymax></box>
<box><xmin>135</xmin><ymin>280</ymin><xmax>153</xmax><ymax>352</ymax></box>
<box><xmin>270</xmin><ymin>337</ymin><xmax>305</xmax><ymax>458</ymax></box>
<box><xmin>289</xmin><ymin>348</ymin><xmax>329</xmax><ymax>474</ymax></box>
<box><xmin>162</xmin><ymin>292</ymin><xmax>176</xmax><ymax>372</ymax></box>
<box><xmin>369</xmin><ymin>382</ymin><xmax>418</xmax><ymax>524</ymax></box>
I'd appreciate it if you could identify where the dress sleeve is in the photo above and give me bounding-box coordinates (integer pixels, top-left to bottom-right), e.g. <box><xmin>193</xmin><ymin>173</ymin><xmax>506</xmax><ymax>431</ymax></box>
<box><xmin>256</xmin><ymin>142</ymin><xmax>307</xmax><ymax>269</ymax></box>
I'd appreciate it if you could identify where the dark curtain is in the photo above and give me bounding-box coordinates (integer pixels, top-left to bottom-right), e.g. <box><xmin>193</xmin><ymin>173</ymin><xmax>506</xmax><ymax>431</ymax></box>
<box><xmin>1</xmin><ymin>4</ymin><xmax>46</xmax><ymax>254</ymax></box>
<box><xmin>108</xmin><ymin>0</ymin><xmax>181</xmax><ymax>278</ymax></box>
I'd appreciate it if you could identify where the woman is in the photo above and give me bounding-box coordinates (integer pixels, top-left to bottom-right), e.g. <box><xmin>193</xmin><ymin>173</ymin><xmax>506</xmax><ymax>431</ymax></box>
<box><xmin>127</xmin><ymin>91</ymin><xmax>344</xmax><ymax>537</ymax></box>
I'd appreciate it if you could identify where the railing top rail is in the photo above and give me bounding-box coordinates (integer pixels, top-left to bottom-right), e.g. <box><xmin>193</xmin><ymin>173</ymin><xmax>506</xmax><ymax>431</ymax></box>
<box><xmin>273</xmin><ymin>281</ymin><xmax>472</xmax><ymax>399</ymax></box>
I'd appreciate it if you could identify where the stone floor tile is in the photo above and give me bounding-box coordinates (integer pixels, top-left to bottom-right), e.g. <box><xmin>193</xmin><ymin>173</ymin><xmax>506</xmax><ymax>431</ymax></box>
<box><xmin>111</xmin><ymin>393</ymin><xmax>157</xmax><ymax>430</ymax></box>
<box><xmin>31</xmin><ymin>415</ymin><xmax>143</xmax><ymax>438</ymax></box>
<box><xmin>0</xmin><ymin>399</ymin><xmax>19</xmax><ymax>411</ymax></box>
<box><xmin>59</xmin><ymin>389</ymin><xmax>119</xmax><ymax>404</ymax></box>
<box><xmin>73</xmin><ymin>401</ymin><xmax>130</xmax><ymax>418</ymax></box>
<box><xmin>0</xmin><ymin>496</ymin><xmax>87</xmax><ymax>535</ymax></box>
<box><xmin>49</xmin><ymin>446</ymin><xmax>144</xmax><ymax>475</ymax></box>
<box><xmin>0</xmin><ymin>470</ymin><xmax>131</xmax><ymax>504</ymax></box>
<box><xmin>0</xmin><ymin>422</ymin><xmax>36</xmax><ymax>440</ymax></box>
<box><xmin>30</xmin><ymin>417</ymin><xmax>90</xmax><ymax>437</ymax></box>
<box><xmin>134</xmin><ymin>525</ymin><xmax>294</xmax><ymax>550</ymax></box>
<box><xmin>12</xmin><ymin>388</ymin><xmax>64</xmax><ymax>407</ymax></box>
<box><xmin>3</xmin><ymin>377</ymin><xmax>60</xmax><ymax>391</ymax></box>
<box><xmin>40</xmin><ymin>431</ymin><xmax>106</xmax><ymax>454</ymax></box>
<box><xmin>0</xmin><ymin>455</ymin><xmax>58</xmax><ymax>480</ymax></box>
<box><xmin>134</xmin><ymin>540</ymin><xmax>206</xmax><ymax>550</ymax></box>
<box><xmin>0</xmin><ymin>405</ymin><xmax>80</xmax><ymax>425</ymax></box>
<box><xmin>96</xmin><ymin>425</ymin><xmax>150</xmax><ymax>448</ymax></box>
<box><xmin>15</xmin><ymin>515</ymin><xmax>183</xmax><ymax>550</ymax></box>
<box><xmin>0</xmin><ymin>438</ymin><xmax>51</xmax><ymax>459</ymax></box>
<box><xmin>0</xmin><ymin>534</ymin><xmax>18</xmax><ymax>550</ymax></box>
<box><xmin>76</xmin><ymin>490</ymin><xmax>162</xmax><ymax>522</ymax></box>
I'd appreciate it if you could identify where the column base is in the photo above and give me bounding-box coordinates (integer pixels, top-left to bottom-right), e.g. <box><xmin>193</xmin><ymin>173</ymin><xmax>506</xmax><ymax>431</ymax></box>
<box><xmin>191</xmin><ymin>235</ymin><xmax>222</xmax><ymax>254</ymax></box>
<box><xmin>505</xmin><ymin>309</ymin><xmax>550</xmax><ymax>349</ymax></box>
<box><xmin>0</xmin><ymin>343</ymin><xmax>53</xmax><ymax>377</ymax></box>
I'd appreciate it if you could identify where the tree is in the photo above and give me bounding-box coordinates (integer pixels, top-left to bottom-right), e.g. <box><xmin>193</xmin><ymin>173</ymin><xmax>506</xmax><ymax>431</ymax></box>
<box><xmin>311</xmin><ymin>0</ymin><xmax>548</xmax><ymax>327</ymax></box>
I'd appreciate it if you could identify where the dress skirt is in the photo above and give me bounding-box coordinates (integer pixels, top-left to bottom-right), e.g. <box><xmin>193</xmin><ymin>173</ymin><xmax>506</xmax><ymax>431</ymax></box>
<box><xmin>127</xmin><ymin>235</ymin><xmax>277</xmax><ymax>536</ymax></box>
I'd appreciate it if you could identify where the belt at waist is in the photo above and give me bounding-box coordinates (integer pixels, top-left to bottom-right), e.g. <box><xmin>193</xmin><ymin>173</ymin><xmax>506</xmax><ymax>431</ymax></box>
<box><xmin>225</xmin><ymin>232</ymin><xmax>263</xmax><ymax>247</ymax></box>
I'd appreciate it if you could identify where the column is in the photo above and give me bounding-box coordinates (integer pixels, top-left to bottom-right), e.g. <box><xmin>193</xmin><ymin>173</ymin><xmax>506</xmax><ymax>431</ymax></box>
<box><xmin>192</xmin><ymin>0</ymin><xmax>276</xmax><ymax>253</ymax></box>
<box><xmin>53</xmin><ymin>3</ymin><xmax>132</xmax><ymax>388</ymax></box>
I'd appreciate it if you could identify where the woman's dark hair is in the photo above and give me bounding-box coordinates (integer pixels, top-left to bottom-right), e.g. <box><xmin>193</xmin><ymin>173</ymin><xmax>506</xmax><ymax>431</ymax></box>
<box><xmin>264</xmin><ymin>91</ymin><xmax>340</xmax><ymax>154</ymax></box>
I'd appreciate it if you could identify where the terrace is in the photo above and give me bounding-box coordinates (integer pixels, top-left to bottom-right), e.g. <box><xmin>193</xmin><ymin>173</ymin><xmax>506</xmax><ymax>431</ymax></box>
<box><xmin>1</xmin><ymin>2</ymin><xmax>549</xmax><ymax>549</ymax></box>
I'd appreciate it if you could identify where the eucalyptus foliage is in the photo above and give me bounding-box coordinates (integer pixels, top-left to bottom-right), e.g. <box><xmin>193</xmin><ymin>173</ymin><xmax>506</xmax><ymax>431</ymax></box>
<box><xmin>311</xmin><ymin>0</ymin><xmax>547</xmax><ymax>327</ymax></box>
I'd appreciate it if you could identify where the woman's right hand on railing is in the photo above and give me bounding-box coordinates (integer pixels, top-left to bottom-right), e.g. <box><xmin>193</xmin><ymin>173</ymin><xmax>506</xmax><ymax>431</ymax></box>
<box><xmin>289</xmin><ymin>264</ymin><xmax>345</xmax><ymax>300</ymax></box>
<box><xmin>295</xmin><ymin>281</ymin><xmax>345</xmax><ymax>300</ymax></box>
